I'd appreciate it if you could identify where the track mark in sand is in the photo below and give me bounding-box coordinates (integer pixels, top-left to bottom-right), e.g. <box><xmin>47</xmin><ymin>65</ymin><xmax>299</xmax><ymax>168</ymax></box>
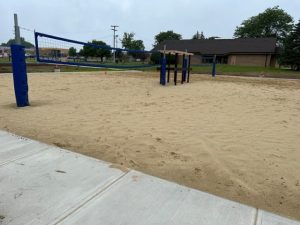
<box><xmin>109</xmin><ymin>164</ymin><xmax>130</xmax><ymax>173</ymax></box>
<box><xmin>55</xmin><ymin>170</ymin><xmax>67</xmax><ymax>174</ymax></box>
<box><xmin>53</xmin><ymin>142</ymin><xmax>71</xmax><ymax>149</ymax></box>
<box><xmin>129</xmin><ymin>159</ymin><xmax>139</xmax><ymax>167</ymax></box>
<box><xmin>199</xmin><ymin>137</ymin><xmax>259</xmax><ymax>195</ymax></box>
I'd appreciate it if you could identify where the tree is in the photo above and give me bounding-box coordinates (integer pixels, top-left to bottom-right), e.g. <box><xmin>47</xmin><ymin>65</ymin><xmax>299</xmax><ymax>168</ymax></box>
<box><xmin>1</xmin><ymin>37</ymin><xmax>34</xmax><ymax>48</ymax></box>
<box><xmin>280</xmin><ymin>20</ymin><xmax>300</xmax><ymax>70</ymax></box>
<box><xmin>80</xmin><ymin>40</ymin><xmax>111</xmax><ymax>62</ymax></box>
<box><xmin>150</xmin><ymin>52</ymin><xmax>161</xmax><ymax>64</ymax></box>
<box><xmin>234</xmin><ymin>6</ymin><xmax>293</xmax><ymax>44</ymax></box>
<box><xmin>154</xmin><ymin>30</ymin><xmax>182</xmax><ymax>46</ymax></box>
<box><xmin>121</xmin><ymin>32</ymin><xmax>135</xmax><ymax>49</ymax></box>
<box><xmin>121</xmin><ymin>32</ymin><xmax>144</xmax><ymax>50</ymax></box>
<box><xmin>121</xmin><ymin>32</ymin><xmax>145</xmax><ymax>59</ymax></box>
<box><xmin>192</xmin><ymin>31</ymin><xmax>205</xmax><ymax>40</ymax></box>
<box><xmin>129</xmin><ymin>40</ymin><xmax>145</xmax><ymax>51</ymax></box>
<box><xmin>68</xmin><ymin>47</ymin><xmax>77</xmax><ymax>57</ymax></box>
<box><xmin>130</xmin><ymin>40</ymin><xmax>146</xmax><ymax>60</ymax></box>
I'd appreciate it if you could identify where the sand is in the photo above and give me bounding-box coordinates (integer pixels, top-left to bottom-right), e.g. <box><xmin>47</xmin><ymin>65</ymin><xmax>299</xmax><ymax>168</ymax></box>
<box><xmin>0</xmin><ymin>72</ymin><xmax>300</xmax><ymax>220</ymax></box>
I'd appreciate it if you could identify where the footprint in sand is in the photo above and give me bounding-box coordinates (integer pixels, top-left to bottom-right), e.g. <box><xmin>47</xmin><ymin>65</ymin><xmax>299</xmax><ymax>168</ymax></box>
<box><xmin>129</xmin><ymin>159</ymin><xmax>138</xmax><ymax>167</ymax></box>
<box><xmin>155</xmin><ymin>137</ymin><xmax>162</xmax><ymax>142</ymax></box>
<box><xmin>170</xmin><ymin>151</ymin><xmax>181</xmax><ymax>159</ymax></box>
<box><xmin>149</xmin><ymin>145</ymin><xmax>156</xmax><ymax>150</ymax></box>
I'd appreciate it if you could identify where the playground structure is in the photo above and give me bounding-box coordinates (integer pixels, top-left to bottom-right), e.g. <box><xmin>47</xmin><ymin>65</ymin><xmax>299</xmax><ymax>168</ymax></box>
<box><xmin>159</xmin><ymin>50</ymin><xmax>194</xmax><ymax>86</ymax></box>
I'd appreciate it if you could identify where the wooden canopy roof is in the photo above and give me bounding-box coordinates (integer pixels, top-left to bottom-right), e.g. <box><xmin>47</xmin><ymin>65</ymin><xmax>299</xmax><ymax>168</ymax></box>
<box><xmin>158</xmin><ymin>50</ymin><xmax>194</xmax><ymax>56</ymax></box>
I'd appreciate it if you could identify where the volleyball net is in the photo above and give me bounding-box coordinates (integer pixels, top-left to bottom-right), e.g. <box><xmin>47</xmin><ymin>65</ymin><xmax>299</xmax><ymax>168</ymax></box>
<box><xmin>34</xmin><ymin>32</ymin><xmax>158</xmax><ymax>69</ymax></box>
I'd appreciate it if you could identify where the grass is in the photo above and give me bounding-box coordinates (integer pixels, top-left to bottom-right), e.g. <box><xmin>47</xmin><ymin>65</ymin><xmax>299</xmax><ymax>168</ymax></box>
<box><xmin>191</xmin><ymin>64</ymin><xmax>300</xmax><ymax>79</ymax></box>
<box><xmin>1</xmin><ymin>60</ymin><xmax>300</xmax><ymax>79</ymax></box>
<box><xmin>0</xmin><ymin>57</ymin><xmax>36</xmax><ymax>63</ymax></box>
<box><xmin>61</xmin><ymin>66</ymin><xmax>106</xmax><ymax>72</ymax></box>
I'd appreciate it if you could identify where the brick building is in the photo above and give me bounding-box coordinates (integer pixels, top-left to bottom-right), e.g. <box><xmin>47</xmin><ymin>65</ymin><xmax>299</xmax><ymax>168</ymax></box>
<box><xmin>0</xmin><ymin>47</ymin><xmax>10</xmax><ymax>57</ymax></box>
<box><xmin>153</xmin><ymin>38</ymin><xmax>277</xmax><ymax>67</ymax></box>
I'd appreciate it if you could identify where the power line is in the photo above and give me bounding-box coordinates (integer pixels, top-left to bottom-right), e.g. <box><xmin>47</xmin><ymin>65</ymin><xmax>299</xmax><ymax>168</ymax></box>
<box><xmin>19</xmin><ymin>26</ymin><xmax>35</xmax><ymax>33</ymax></box>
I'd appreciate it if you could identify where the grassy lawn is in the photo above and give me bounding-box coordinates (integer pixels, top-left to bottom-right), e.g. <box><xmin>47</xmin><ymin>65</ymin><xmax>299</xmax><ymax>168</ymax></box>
<box><xmin>60</xmin><ymin>66</ymin><xmax>108</xmax><ymax>72</ymax></box>
<box><xmin>0</xmin><ymin>57</ymin><xmax>36</xmax><ymax>63</ymax></box>
<box><xmin>190</xmin><ymin>64</ymin><xmax>300</xmax><ymax>79</ymax></box>
<box><xmin>1</xmin><ymin>61</ymin><xmax>300</xmax><ymax>79</ymax></box>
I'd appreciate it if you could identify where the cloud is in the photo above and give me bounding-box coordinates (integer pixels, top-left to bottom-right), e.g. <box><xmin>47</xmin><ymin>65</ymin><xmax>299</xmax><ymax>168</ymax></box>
<box><xmin>1</xmin><ymin>0</ymin><xmax>299</xmax><ymax>49</ymax></box>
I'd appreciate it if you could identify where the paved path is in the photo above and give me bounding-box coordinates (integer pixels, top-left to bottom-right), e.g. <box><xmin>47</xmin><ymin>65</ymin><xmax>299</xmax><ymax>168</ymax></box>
<box><xmin>0</xmin><ymin>130</ymin><xmax>299</xmax><ymax>225</ymax></box>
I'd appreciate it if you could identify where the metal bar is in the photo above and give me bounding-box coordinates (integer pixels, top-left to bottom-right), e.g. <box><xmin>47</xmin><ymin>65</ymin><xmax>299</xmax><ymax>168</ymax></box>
<box><xmin>167</xmin><ymin>53</ymin><xmax>171</xmax><ymax>83</ymax></box>
<box><xmin>181</xmin><ymin>54</ymin><xmax>185</xmax><ymax>84</ymax></box>
<box><xmin>160</xmin><ymin>53</ymin><xmax>166</xmax><ymax>85</ymax></box>
<box><xmin>34</xmin><ymin>32</ymin><xmax>40</xmax><ymax>62</ymax></box>
<box><xmin>174</xmin><ymin>53</ymin><xmax>178</xmax><ymax>85</ymax></box>
<box><xmin>34</xmin><ymin>31</ymin><xmax>155</xmax><ymax>54</ymax></box>
<box><xmin>187</xmin><ymin>55</ymin><xmax>191</xmax><ymax>83</ymax></box>
<box><xmin>37</xmin><ymin>58</ymin><xmax>157</xmax><ymax>69</ymax></box>
<box><xmin>212</xmin><ymin>55</ymin><xmax>216</xmax><ymax>77</ymax></box>
<box><xmin>160</xmin><ymin>53</ymin><xmax>163</xmax><ymax>84</ymax></box>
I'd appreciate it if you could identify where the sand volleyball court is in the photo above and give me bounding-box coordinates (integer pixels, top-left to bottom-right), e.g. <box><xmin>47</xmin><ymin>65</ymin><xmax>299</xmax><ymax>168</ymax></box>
<box><xmin>0</xmin><ymin>72</ymin><xmax>299</xmax><ymax>220</ymax></box>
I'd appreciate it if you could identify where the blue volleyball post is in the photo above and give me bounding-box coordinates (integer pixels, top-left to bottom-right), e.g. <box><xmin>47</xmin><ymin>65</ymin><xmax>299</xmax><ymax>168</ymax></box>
<box><xmin>212</xmin><ymin>54</ymin><xmax>216</xmax><ymax>77</ymax></box>
<box><xmin>10</xmin><ymin>44</ymin><xmax>29</xmax><ymax>107</ymax></box>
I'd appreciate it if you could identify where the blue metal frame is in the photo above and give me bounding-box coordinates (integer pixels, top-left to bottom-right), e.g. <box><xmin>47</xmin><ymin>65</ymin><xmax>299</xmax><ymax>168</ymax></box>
<box><xmin>212</xmin><ymin>55</ymin><xmax>217</xmax><ymax>77</ymax></box>
<box><xmin>34</xmin><ymin>31</ymin><xmax>158</xmax><ymax>69</ymax></box>
<box><xmin>183</xmin><ymin>58</ymin><xmax>188</xmax><ymax>81</ymax></box>
<box><xmin>160</xmin><ymin>55</ymin><xmax>166</xmax><ymax>85</ymax></box>
<box><xmin>34</xmin><ymin>31</ymin><xmax>40</xmax><ymax>61</ymax></box>
<box><xmin>35</xmin><ymin>32</ymin><xmax>155</xmax><ymax>53</ymax></box>
<box><xmin>37</xmin><ymin>59</ymin><xmax>157</xmax><ymax>69</ymax></box>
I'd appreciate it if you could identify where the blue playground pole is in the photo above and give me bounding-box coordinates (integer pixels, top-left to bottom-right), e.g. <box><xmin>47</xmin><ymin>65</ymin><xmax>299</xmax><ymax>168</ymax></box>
<box><xmin>10</xmin><ymin>44</ymin><xmax>29</xmax><ymax>107</ymax></box>
<box><xmin>212</xmin><ymin>55</ymin><xmax>216</xmax><ymax>77</ymax></box>
<box><xmin>160</xmin><ymin>55</ymin><xmax>166</xmax><ymax>85</ymax></box>
<box><xmin>183</xmin><ymin>58</ymin><xmax>188</xmax><ymax>82</ymax></box>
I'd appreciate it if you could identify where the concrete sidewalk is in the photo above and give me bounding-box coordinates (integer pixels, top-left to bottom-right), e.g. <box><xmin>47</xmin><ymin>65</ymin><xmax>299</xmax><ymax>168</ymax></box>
<box><xmin>0</xmin><ymin>130</ymin><xmax>299</xmax><ymax>225</ymax></box>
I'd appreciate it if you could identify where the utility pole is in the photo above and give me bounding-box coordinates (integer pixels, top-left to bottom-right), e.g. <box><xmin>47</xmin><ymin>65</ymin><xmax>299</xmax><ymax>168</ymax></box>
<box><xmin>111</xmin><ymin>25</ymin><xmax>119</xmax><ymax>63</ymax></box>
<box><xmin>14</xmin><ymin>13</ymin><xmax>21</xmax><ymax>45</ymax></box>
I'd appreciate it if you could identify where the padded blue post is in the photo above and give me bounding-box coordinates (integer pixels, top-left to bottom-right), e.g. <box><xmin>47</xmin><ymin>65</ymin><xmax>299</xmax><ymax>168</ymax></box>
<box><xmin>160</xmin><ymin>55</ymin><xmax>166</xmax><ymax>85</ymax></box>
<box><xmin>10</xmin><ymin>44</ymin><xmax>29</xmax><ymax>107</ymax></box>
<box><xmin>183</xmin><ymin>58</ymin><xmax>188</xmax><ymax>82</ymax></box>
<box><xmin>212</xmin><ymin>55</ymin><xmax>216</xmax><ymax>77</ymax></box>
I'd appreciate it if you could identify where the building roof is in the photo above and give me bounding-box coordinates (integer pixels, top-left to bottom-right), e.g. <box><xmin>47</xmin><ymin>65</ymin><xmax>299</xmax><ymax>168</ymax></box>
<box><xmin>152</xmin><ymin>38</ymin><xmax>277</xmax><ymax>55</ymax></box>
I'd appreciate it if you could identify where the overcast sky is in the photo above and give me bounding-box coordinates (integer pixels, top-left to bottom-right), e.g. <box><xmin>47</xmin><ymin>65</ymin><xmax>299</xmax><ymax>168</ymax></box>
<box><xmin>1</xmin><ymin>0</ymin><xmax>300</xmax><ymax>49</ymax></box>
